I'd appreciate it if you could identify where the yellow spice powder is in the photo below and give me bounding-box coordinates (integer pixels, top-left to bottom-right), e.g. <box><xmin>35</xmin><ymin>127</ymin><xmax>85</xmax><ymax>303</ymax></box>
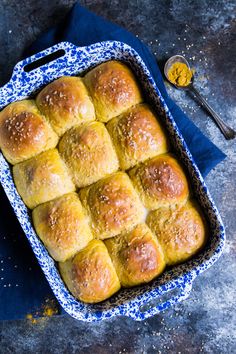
<box><xmin>168</xmin><ymin>62</ymin><xmax>193</xmax><ymax>86</ymax></box>
<box><xmin>43</xmin><ymin>304</ymin><xmax>57</xmax><ymax>317</ymax></box>
<box><xmin>26</xmin><ymin>299</ymin><xmax>58</xmax><ymax>324</ymax></box>
<box><xmin>26</xmin><ymin>313</ymin><xmax>37</xmax><ymax>324</ymax></box>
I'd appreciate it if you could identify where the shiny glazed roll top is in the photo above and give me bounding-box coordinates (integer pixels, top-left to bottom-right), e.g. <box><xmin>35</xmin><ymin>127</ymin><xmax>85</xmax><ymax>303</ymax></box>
<box><xmin>58</xmin><ymin>122</ymin><xmax>119</xmax><ymax>188</ymax></box>
<box><xmin>13</xmin><ymin>149</ymin><xmax>75</xmax><ymax>209</ymax></box>
<box><xmin>32</xmin><ymin>193</ymin><xmax>93</xmax><ymax>262</ymax></box>
<box><xmin>147</xmin><ymin>200</ymin><xmax>207</xmax><ymax>265</ymax></box>
<box><xmin>129</xmin><ymin>154</ymin><xmax>189</xmax><ymax>210</ymax></box>
<box><xmin>107</xmin><ymin>103</ymin><xmax>168</xmax><ymax>170</ymax></box>
<box><xmin>36</xmin><ymin>76</ymin><xmax>95</xmax><ymax>136</ymax></box>
<box><xmin>79</xmin><ymin>172</ymin><xmax>146</xmax><ymax>239</ymax></box>
<box><xmin>105</xmin><ymin>223</ymin><xmax>166</xmax><ymax>287</ymax></box>
<box><xmin>0</xmin><ymin>100</ymin><xmax>58</xmax><ymax>164</ymax></box>
<box><xmin>59</xmin><ymin>240</ymin><xmax>121</xmax><ymax>303</ymax></box>
<box><xmin>84</xmin><ymin>60</ymin><xmax>142</xmax><ymax>122</ymax></box>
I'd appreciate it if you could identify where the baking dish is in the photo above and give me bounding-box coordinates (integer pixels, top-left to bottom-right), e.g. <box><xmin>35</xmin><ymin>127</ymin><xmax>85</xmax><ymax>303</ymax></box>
<box><xmin>0</xmin><ymin>41</ymin><xmax>225</xmax><ymax>321</ymax></box>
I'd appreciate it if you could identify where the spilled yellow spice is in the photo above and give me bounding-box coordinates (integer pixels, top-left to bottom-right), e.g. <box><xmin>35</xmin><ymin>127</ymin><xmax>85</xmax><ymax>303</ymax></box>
<box><xmin>43</xmin><ymin>304</ymin><xmax>57</xmax><ymax>317</ymax></box>
<box><xmin>26</xmin><ymin>299</ymin><xmax>58</xmax><ymax>324</ymax></box>
<box><xmin>168</xmin><ymin>62</ymin><xmax>193</xmax><ymax>86</ymax></box>
<box><xmin>26</xmin><ymin>313</ymin><xmax>37</xmax><ymax>324</ymax></box>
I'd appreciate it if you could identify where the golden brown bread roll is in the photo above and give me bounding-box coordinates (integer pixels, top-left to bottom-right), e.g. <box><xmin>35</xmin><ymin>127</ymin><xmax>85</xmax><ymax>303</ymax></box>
<box><xmin>32</xmin><ymin>193</ymin><xmax>93</xmax><ymax>262</ymax></box>
<box><xmin>13</xmin><ymin>149</ymin><xmax>75</xmax><ymax>209</ymax></box>
<box><xmin>129</xmin><ymin>154</ymin><xmax>189</xmax><ymax>210</ymax></box>
<box><xmin>0</xmin><ymin>100</ymin><xmax>58</xmax><ymax>164</ymax></box>
<box><xmin>59</xmin><ymin>240</ymin><xmax>121</xmax><ymax>303</ymax></box>
<box><xmin>84</xmin><ymin>61</ymin><xmax>142</xmax><ymax>122</ymax></box>
<box><xmin>79</xmin><ymin>172</ymin><xmax>146</xmax><ymax>240</ymax></box>
<box><xmin>105</xmin><ymin>224</ymin><xmax>165</xmax><ymax>287</ymax></box>
<box><xmin>147</xmin><ymin>200</ymin><xmax>207</xmax><ymax>265</ymax></box>
<box><xmin>58</xmin><ymin>122</ymin><xmax>119</xmax><ymax>188</ymax></box>
<box><xmin>36</xmin><ymin>76</ymin><xmax>95</xmax><ymax>136</ymax></box>
<box><xmin>107</xmin><ymin>103</ymin><xmax>168</xmax><ymax>169</ymax></box>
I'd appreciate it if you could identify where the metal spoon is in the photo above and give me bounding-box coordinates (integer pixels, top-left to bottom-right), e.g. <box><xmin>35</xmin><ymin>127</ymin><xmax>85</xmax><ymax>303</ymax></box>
<box><xmin>164</xmin><ymin>55</ymin><xmax>236</xmax><ymax>140</ymax></box>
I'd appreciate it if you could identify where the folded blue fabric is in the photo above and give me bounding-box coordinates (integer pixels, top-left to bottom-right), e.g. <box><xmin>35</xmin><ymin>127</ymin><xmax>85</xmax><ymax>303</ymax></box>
<box><xmin>0</xmin><ymin>3</ymin><xmax>226</xmax><ymax>321</ymax></box>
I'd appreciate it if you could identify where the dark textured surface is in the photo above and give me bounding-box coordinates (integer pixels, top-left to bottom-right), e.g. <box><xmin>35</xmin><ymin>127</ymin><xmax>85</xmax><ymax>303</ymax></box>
<box><xmin>0</xmin><ymin>1</ymin><xmax>235</xmax><ymax>353</ymax></box>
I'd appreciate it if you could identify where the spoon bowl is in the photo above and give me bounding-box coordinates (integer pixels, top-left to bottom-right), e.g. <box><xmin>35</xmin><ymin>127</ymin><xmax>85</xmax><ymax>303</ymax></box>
<box><xmin>164</xmin><ymin>55</ymin><xmax>193</xmax><ymax>89</ymax></box>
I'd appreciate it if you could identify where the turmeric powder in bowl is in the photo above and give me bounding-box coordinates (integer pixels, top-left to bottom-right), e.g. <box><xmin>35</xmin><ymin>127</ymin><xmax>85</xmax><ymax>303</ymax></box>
<box><xmin>167</xmin><ymin>62</ymin><xmax>193</xmax><ymax>87</ymax></box>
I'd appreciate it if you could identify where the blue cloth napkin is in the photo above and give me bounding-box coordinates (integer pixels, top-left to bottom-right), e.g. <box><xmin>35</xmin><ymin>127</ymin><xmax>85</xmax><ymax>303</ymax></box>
<box><xmin>0</xmin><ymin>3</ymin><xmax>226</xmax><ymax>320</ymax></box>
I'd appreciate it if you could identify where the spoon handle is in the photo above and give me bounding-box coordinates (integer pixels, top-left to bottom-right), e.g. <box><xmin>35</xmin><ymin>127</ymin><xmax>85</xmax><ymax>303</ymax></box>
<box><xmin>189</xmin><ymin>85</ymin><xmax>236</xmax><ymax>140</ymax></box>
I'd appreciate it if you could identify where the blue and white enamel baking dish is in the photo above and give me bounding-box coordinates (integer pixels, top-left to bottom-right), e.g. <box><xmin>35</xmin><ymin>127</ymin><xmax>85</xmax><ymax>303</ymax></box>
<box><xmin>0</xmin><ymin>41</ymin><xmax>225</xmax><ymax>321</ymax></box>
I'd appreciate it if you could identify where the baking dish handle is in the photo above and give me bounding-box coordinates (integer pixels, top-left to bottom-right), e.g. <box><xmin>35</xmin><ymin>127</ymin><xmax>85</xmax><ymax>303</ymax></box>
<box><xmin>8</xmin><ymin>42</ymin><xmax>80</xmax><ymax>84</ymax></box>
<box><xmin>122</xmin><ymin>281</ymin><xmax>193</xmax><ymax>321</ymax></box>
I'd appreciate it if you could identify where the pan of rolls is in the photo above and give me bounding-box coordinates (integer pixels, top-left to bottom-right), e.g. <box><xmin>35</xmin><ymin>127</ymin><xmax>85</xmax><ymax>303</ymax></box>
<box><xmin>0</xmin><ymin>41</ymin><xmax>225</xmax><ymax>321</ymax></box>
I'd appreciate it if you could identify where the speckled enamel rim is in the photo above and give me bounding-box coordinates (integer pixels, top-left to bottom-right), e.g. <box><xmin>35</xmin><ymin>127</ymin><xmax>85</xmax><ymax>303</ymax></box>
<box><xmin>0</xmin><ymin>41</ymin><xmax>225</xmax><ymax>322</ymax></box>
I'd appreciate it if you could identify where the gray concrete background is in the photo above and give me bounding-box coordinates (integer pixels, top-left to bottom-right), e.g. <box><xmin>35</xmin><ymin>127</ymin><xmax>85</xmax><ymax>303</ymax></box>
<box><xmin>0</xmin><ymin>0</ymin><xmax>235</xmax><ymax>353</ymax></box>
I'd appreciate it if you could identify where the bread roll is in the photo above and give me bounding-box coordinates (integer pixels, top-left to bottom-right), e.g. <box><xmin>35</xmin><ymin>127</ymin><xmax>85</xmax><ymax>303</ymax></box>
<box><xmin>58</xmin><ymin>122</ymin><xmax>119</xmax><ymax>188</ymax></box>
<box><xmin>32</xmin><ymin>193</ymin><xmax>93</xmax><ymax>262</ymax></box>
<box><xmin>84</xmin><ymin>61</ymin><xmax>142</xmax><ymax>122</ymax></box>
<box><xmin>79</xmin><ymin>172</ymin><xmax>146</xmax><ymax>239</ymax></box>
<box><xmin>36</xmin><ymin>76</ymin><xmax>95</xmax><ymax>136</ymax></box>
<box><xmin>13</xmin><ymin>149</ymin><xmax>75</xmax><ymax>209</ymax></box>
<box><xmin>129</xmin><ymin>154</ymin><xmax>189</xmax><ymax>210</ymax></box>
<box><xmin>105</xmin><ymin>224</ymin><xmax>165</xmax><ymax>287</ymax></box>
<box><xmin>59</xmin><ymin>240</ymin><xmax>121</xmax><ymax>303</ymax></box>
<box><xmin>147</xmin><ymin>200</ymin><xmax>207</xmax><ymax>265</ymax></box>
<box><xmin>0</xmin><ymin>100</ymin><xmax>58</xmax><ymax>164</ymax></box>
<box><xmin>107</xmin><ymin>104</ymin><xmax>168</xmax><ymax>169</ymax></box>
